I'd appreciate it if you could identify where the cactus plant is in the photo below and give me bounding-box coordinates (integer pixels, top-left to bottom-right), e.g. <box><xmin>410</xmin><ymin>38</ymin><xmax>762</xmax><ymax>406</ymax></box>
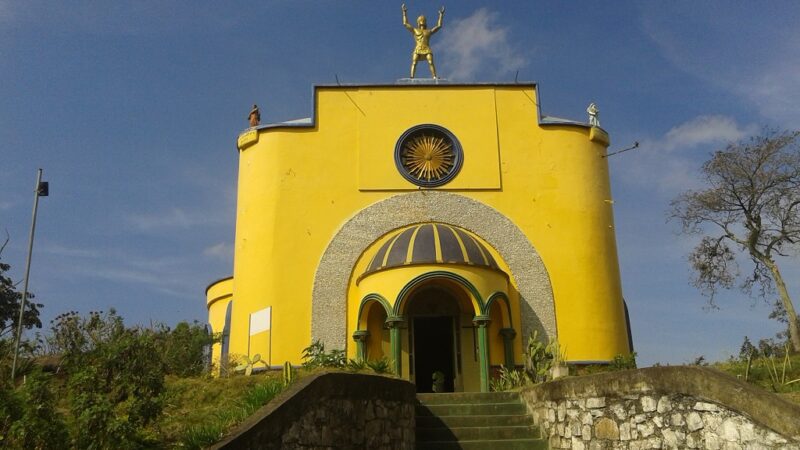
<box><xmin>235</xmin><ymin>354</ymin><xmax>265</xmax><ymax>376</ymax></box>
<box><xmin>282</xmin><ymin>361</ymin><xmax>294</xmax><ymax>386</ymax></box>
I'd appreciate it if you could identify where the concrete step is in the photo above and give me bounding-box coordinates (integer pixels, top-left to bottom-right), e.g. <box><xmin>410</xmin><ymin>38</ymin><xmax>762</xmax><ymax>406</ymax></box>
<box><xmin>416</xmin><ymin>438</ymin><xmax>549</xmax><ymax>450</ymax></box>
<box><xmin>416</xmin><ymin>402</ymin><xmax>527</xmax><ymax>417</ymax></box>
<box><xmin>414</xmin><ymin>392</ymin><xmax>546</xmax><ymax>450</ymax></box>
<box><xmin>416</xmin><ymin>413</ymin><xmax>533</xmax><ymax>428</ymax></box>
<box><xmin>416</xmin><ymin>424</ymin><xmax>539</xmax><ymax>442</ymax></box>
<box><xmin>417</xmin><ymin>391</ymin><xmax>521</xmax><ymax>405</ymax></box>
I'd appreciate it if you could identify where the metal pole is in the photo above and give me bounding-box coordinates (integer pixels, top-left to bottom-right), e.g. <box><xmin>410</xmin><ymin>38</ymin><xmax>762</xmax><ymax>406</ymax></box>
<box><xmin>11</xmin><ymin>168</ymin><xmax>43</xmax><ymax>381</ymax></box>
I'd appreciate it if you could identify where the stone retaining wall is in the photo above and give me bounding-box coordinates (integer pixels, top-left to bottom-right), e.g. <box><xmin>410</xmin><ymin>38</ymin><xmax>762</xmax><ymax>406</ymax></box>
<box><xmin>210</xmin><ymin>372</ymin><xmax>416</xmax><ymax>449</ymax></box>
<box><xmin>520</xmin><ymin>366</ymin><xmax>800</xmax><ymax>449</ymax></box>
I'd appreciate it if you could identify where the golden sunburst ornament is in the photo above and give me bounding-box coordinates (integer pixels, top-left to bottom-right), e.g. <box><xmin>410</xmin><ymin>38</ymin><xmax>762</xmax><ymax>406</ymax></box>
<box><xmin>395</xmin><ymin>125</ymin><xmax>463</xmax><ymax>187</ymax></box>
<box><xmin>402</xmin><ymin>134</ymin><xmax>453</xmax><ymax>181</ymax></box>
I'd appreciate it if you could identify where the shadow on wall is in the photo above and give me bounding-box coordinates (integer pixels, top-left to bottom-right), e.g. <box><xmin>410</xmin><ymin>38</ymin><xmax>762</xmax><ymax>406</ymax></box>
<box><xmin>210</xmin><ymin>372</ymin><xmax>416</xmax><ymax>450</ymax></box>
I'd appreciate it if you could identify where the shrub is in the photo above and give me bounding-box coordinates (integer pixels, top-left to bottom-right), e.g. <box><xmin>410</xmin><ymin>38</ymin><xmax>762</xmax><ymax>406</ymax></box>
<box><xmin>157</xmin><ymin>321</ymin><xmax>215</xmax><ymax>377</ymax></box>
<box><xmin>490</xmin><ymin>366</ymin><xmax>531</xmax><ymax>392</ymax></box>
<box><xmin>610</xmin><ymin>352</ymin><xmax>637</xmax><ymax>370</ymax></box>
<box><xmin>49</xmin><ymin>309</ymin><xmax>166</xmax><ymax>448</ymax></box>
<box><xmin>5</xmin><ymin>370</ymin><xmax>69</xmax><ymax>450</ymax></box>
<box><xmin>366</xmin><ymin>357</ymin><xmax>392</xmax><ymax>374</ymax></box>
<box><xmin>301</xmin><ymin>340</ymin><xmax>346</xmax><ymax>369</ymax></box>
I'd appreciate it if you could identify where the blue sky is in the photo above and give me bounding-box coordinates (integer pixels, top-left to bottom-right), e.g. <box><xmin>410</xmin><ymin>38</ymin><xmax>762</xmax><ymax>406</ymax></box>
<box><xmin>1</xmin><ymin>1</ymin><xmax>799</xmax><ymax>366</ymax></box>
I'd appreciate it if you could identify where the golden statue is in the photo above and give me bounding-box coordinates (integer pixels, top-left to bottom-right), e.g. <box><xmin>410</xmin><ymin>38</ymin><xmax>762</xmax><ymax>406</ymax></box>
<box><xmin>402</xmin><ymin>4</ymin><xmax>445</xmax><ymax>79</ymax></box>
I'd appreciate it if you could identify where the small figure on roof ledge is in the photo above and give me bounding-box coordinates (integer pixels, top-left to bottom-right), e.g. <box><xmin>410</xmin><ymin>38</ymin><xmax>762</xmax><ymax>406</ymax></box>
<box><xmin>248</xmin><ymin>104</ymin><xmax>261</xmax><ymax>127</ymax></box>
<box><xmin>587</xmin><ymin>102</ymin><xmax>600</xmax><ymax>127</ymax></box>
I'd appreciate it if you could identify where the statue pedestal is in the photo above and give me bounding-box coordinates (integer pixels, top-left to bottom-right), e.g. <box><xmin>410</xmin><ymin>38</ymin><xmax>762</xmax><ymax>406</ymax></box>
<box><xmin>396</xmin><ymin>78</ymin><xmax>450</xmax><ymax>84</ymax></box>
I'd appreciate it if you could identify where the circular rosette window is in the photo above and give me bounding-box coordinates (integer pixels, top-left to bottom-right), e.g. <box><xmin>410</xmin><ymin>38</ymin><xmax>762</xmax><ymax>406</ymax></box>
<box><xmin>394</xmin><ymin>124</ymin><xmax>463</xmax><ymax>187</ymax></box>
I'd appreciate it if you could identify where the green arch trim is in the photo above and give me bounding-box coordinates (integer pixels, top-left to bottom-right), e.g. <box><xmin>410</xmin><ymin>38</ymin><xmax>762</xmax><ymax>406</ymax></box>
<box><xmin>393</xmin><ymin>270</ymin><xmax>485</xmax><ymax>317</ymax></box>
<box><xmin>485</xmin><ymin>291</ymin><xmax>513</xmax><ymax>328</ymax></box>
<box><xmin>357</xmin><ymin>293</ymin><xmax>392</xmax><ymax>329</ymax></box>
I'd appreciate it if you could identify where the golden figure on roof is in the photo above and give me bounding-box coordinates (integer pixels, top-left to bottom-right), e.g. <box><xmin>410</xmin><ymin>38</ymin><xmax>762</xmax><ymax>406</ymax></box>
<box><xmin>402</xmin><ymin>4</ymin><xmax>445</xmax><ymax>79</ymax></box>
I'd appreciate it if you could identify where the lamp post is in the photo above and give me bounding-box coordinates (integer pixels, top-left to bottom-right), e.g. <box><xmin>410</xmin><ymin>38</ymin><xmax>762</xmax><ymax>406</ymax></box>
<box><xmin>10</xmin><ymin>168</ymin><xmax>48</xmax><ymax>381</ymax></box>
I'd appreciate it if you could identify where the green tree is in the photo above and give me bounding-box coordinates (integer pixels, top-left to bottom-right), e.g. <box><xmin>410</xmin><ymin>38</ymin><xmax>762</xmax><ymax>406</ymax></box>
<box><xmin>671</xmin><ymin>129</ymin><xmax>800</xmax><ymax>352</ymax></box>
<box><xmin>0</xmin><ymin>236</ymin><xmax>42</xmax><ymax>341</ymax></box>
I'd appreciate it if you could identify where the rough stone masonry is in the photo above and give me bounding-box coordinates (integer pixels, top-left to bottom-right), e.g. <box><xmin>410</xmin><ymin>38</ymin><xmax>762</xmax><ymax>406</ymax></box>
<box><xmin>520</xmin><ymin>366</ymin><xmax>800</xmax><ymax>450</ymax></box>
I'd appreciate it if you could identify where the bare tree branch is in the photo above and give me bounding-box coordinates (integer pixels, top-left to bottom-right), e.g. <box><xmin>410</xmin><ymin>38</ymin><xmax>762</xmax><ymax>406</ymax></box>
<box><xmin>669</xmin><ymin>128</ymin><xmax>800</xmax><ymax>352</ymax></box>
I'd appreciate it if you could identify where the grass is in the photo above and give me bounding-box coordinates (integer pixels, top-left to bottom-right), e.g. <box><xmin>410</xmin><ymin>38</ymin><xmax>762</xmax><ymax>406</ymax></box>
<box><xmin>711</xmin><ymin>353</ymin><xmax>800</xmax><ymax>405</ymax></box>
<box><xmin>152</xmin><ymin>372</ymin><xmax>286</xmax><ymax>449</ymax></box>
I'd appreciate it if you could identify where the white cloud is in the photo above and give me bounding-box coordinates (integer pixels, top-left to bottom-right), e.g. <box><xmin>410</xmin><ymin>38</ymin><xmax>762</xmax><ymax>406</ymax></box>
<box><xmin>640</xmin><ymin>5</ymin><xmax>800</xmax><ymax>127</ymax></box>
<box><xmin>203</xmin><ymin>242</ymin><xmax>233</xmax><ymax>261</ymax></box>
<box><xmin>617</xmin><ymin>115</ymin><xmax>756</xmax><ymax>194</ymax></box>
<box><xmin>83</xmin><ymin>266</ymin><xmax>189</xmax><ymax>298</ymax></box>
<box><xmin>58</xmin><ymin>253</ymin><xmax>201</xmax><ymax>300</ymax></box>
<box><xmin>661</xmin><ymin>116</ymin><xmax>754</xmax><ymax>153</ymax></box>
<box><xmin>125</xmin><ymin>207</ymin><xmax>224</xmax><ymax>232</ymax></box>
<box><xmin>40</xmin><ymin>243</ymin><xmax>100</xmax><ymax>259</ymax></box>
<box><xmin>438</xmin><ymin>8</ymin><xmax>526</xmax><ymax>81</ymax></box>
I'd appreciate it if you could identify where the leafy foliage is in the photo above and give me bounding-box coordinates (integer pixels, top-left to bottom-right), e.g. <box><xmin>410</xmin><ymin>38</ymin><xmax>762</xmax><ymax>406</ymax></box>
<box><xmin>365</xmin><ymin>357</ymin><xmax>392</xmax><ymax>374</ymax></box>
<box><xmin>157</xmin><ymin>321</ymin><xmax>214</xmax><ymax>377</ymax></box>
<box><xmin>3</xmin><ymin>370</ymin><xmax>69</xmax><ymax>450</ymax></box>
<box><xmin>0</xmin><ymin>237</ymin><xmax>42</xmax><ymax>341</ymax></box>
<box><xmin>670</xmin><ymin>129</ymin><xmax>800</xmax><ymax>351</ymax></box>
<box><xmin>523</xmin><ymin>330</ymin><xmax>566</xmax><ymax>383</ymax></box>
<box><xmin>301</xmin><ymin>340</ymin><xmax>346</xmax><ymax>369</ymax></box>
<box><xmin>610</xmin><ymin>352</ymin><xmax>638</xmax><ymax>370</ymax></box>
<box><xmin>48</xmin><ymin>309</ymin><xmax>166</xmax><ymax>448</ymax></box>
<box><xmin>490</xmin><ymin>366</ymin><xmax>531</xmax><ymax>392</ymax></box>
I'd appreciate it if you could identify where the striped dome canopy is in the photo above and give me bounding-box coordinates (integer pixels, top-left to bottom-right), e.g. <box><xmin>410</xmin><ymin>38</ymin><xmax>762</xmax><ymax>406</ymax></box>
<box><xmin>362</xmin><ymin>223</ymin><xmax>500</xmax><ymax>278</ymax></box>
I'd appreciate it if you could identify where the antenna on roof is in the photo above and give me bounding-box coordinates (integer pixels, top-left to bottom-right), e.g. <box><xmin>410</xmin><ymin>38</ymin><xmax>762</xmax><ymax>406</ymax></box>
<box><xmin>514</xmin><ymin>70</ymin><xmax>519</xmax><ymax>83</ymax></box>
<box><xmin>335</xmin><ymin>74</ymin><xmax>341</xmax><ymax>86</ymax></box>
<box><xmin>603</xmin><ymin>141</ymin><xmax>640</xmax><ymax>158</ymax></box>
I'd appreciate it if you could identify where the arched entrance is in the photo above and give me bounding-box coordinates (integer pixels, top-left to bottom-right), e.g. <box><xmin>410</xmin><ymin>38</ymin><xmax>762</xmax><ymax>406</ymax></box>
<box><xmin>405</xmin><ymin>284</ymin><xmax>465</xmax><ymax>393</ymax></box>
<box><xmin>352</xmin><ymin>222</ymin><xmax>522</xmax><ymax>392</ymax></box>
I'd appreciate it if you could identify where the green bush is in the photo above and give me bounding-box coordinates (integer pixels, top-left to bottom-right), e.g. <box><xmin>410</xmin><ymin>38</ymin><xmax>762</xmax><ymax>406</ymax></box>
<box><xmin>610</xmin><ymin>352</ymin><xmax>638</xmax><ymax>370</ymax></box>
<box><xmin>49</xmin><ymin>309</ymin><xmax>166</xmax><ymax>449</ymax></box>
<box><xmin>301</xmin><ymin>340</ymin><xmax>346</xmax><ymax>369</ymax></box>
<box><xmin>157</xmin><ymin>321</ymin><xmax>215</xmax><ymax>377</ymax></box>
<box><xmin>490</xmin><ymin>366</ymin><xmax>531</xmax><ymax>392</ymax></box>
<box><xmin>366</xmin><ymin>357</ymin><xmax>392</xmax><ymax>374</ymax></box>
<box><xmin>0</xmin><ymin>370</ymin><xmax>68</xmax><ymax>450</ymax></box>
<box><xmin>524</xmin><ymin>330</ymin><xmax>554</xmax><ymax>383</ymax></box>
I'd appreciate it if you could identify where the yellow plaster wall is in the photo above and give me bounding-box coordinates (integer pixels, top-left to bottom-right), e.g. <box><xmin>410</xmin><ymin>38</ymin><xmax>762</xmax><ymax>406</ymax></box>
<box><xmin>206</xmin><ymin>277</ymin><xmax>233</xmax><ymax>365</ymax></box>
<box><xmin>216</xmin><ymin>84</ymin><xmax>629</xmax><ymax>369</ymax></box>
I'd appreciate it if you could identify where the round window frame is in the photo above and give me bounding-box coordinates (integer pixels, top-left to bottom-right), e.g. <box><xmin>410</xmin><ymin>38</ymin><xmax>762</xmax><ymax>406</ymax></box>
<box><xmin>394</xmin><ymin>124</ymin><xmax>464</xmax><ymax>188</ymax></box>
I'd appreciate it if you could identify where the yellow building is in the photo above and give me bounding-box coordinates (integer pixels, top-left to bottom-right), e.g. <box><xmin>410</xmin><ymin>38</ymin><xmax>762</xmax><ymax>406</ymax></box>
<box><xmin>206</xmin><ymin>82</ymin><xmax>633</xmax><ymax>392</ymax></box>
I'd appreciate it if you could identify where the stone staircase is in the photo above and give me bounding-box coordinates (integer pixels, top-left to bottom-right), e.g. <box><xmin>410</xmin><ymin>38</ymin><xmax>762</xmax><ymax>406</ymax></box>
<box><xmin>415</xmin><ymin>392</ymin><xmax>547</xmax><ymax>449</ymax></box>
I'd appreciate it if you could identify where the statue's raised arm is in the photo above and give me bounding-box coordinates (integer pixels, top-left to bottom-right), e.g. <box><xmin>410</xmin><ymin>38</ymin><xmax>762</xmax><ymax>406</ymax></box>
<box><xmin>431</xmin><ymin>6</ymin><xmax>445</xmax><ymax>33</ymax></box>
<box><xmin>401</xmin><ymin>4</ymin><xmax>413</xmax><ymax>31</ymax></box>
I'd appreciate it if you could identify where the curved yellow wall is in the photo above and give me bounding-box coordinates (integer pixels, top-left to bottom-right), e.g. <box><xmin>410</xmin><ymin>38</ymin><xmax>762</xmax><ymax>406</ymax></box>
<box><xmin>206</xmin><ymin>276</ymin><xmax>233</xmax><ymax>365</ymax></box>
<box><xmin>213</xmin><ymin>83</ymin><xmax>630</xmax><ymax>368</ymax></box>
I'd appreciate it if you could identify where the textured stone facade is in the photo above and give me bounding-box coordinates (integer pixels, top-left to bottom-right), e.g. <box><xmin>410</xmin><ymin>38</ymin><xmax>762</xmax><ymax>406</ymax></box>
<box><xmin>311</xmin><ymin>191</ymin><xmax>556</xmax><ymax>350</ymax></box>
<box><xmin>520</xmin><ymin>367</ymin><xmax>800</xmax><ymax>450</ymax></box>
<box><xmin>211</xmin><ymin>372</ymin><xmax>415</xmax><ymax>450</ymax></box>
<box><xmin>533</xmin><ymin>394</ymin><xmax>796</xmax><ymax>449</ymax></box>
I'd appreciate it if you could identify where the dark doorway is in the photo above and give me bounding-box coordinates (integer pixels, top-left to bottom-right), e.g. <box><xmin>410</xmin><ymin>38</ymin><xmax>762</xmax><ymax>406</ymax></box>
<box><xmin>413</xmin><ymin>316</ymin><xmax>455</xmax><ymax>393</ymax></box>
